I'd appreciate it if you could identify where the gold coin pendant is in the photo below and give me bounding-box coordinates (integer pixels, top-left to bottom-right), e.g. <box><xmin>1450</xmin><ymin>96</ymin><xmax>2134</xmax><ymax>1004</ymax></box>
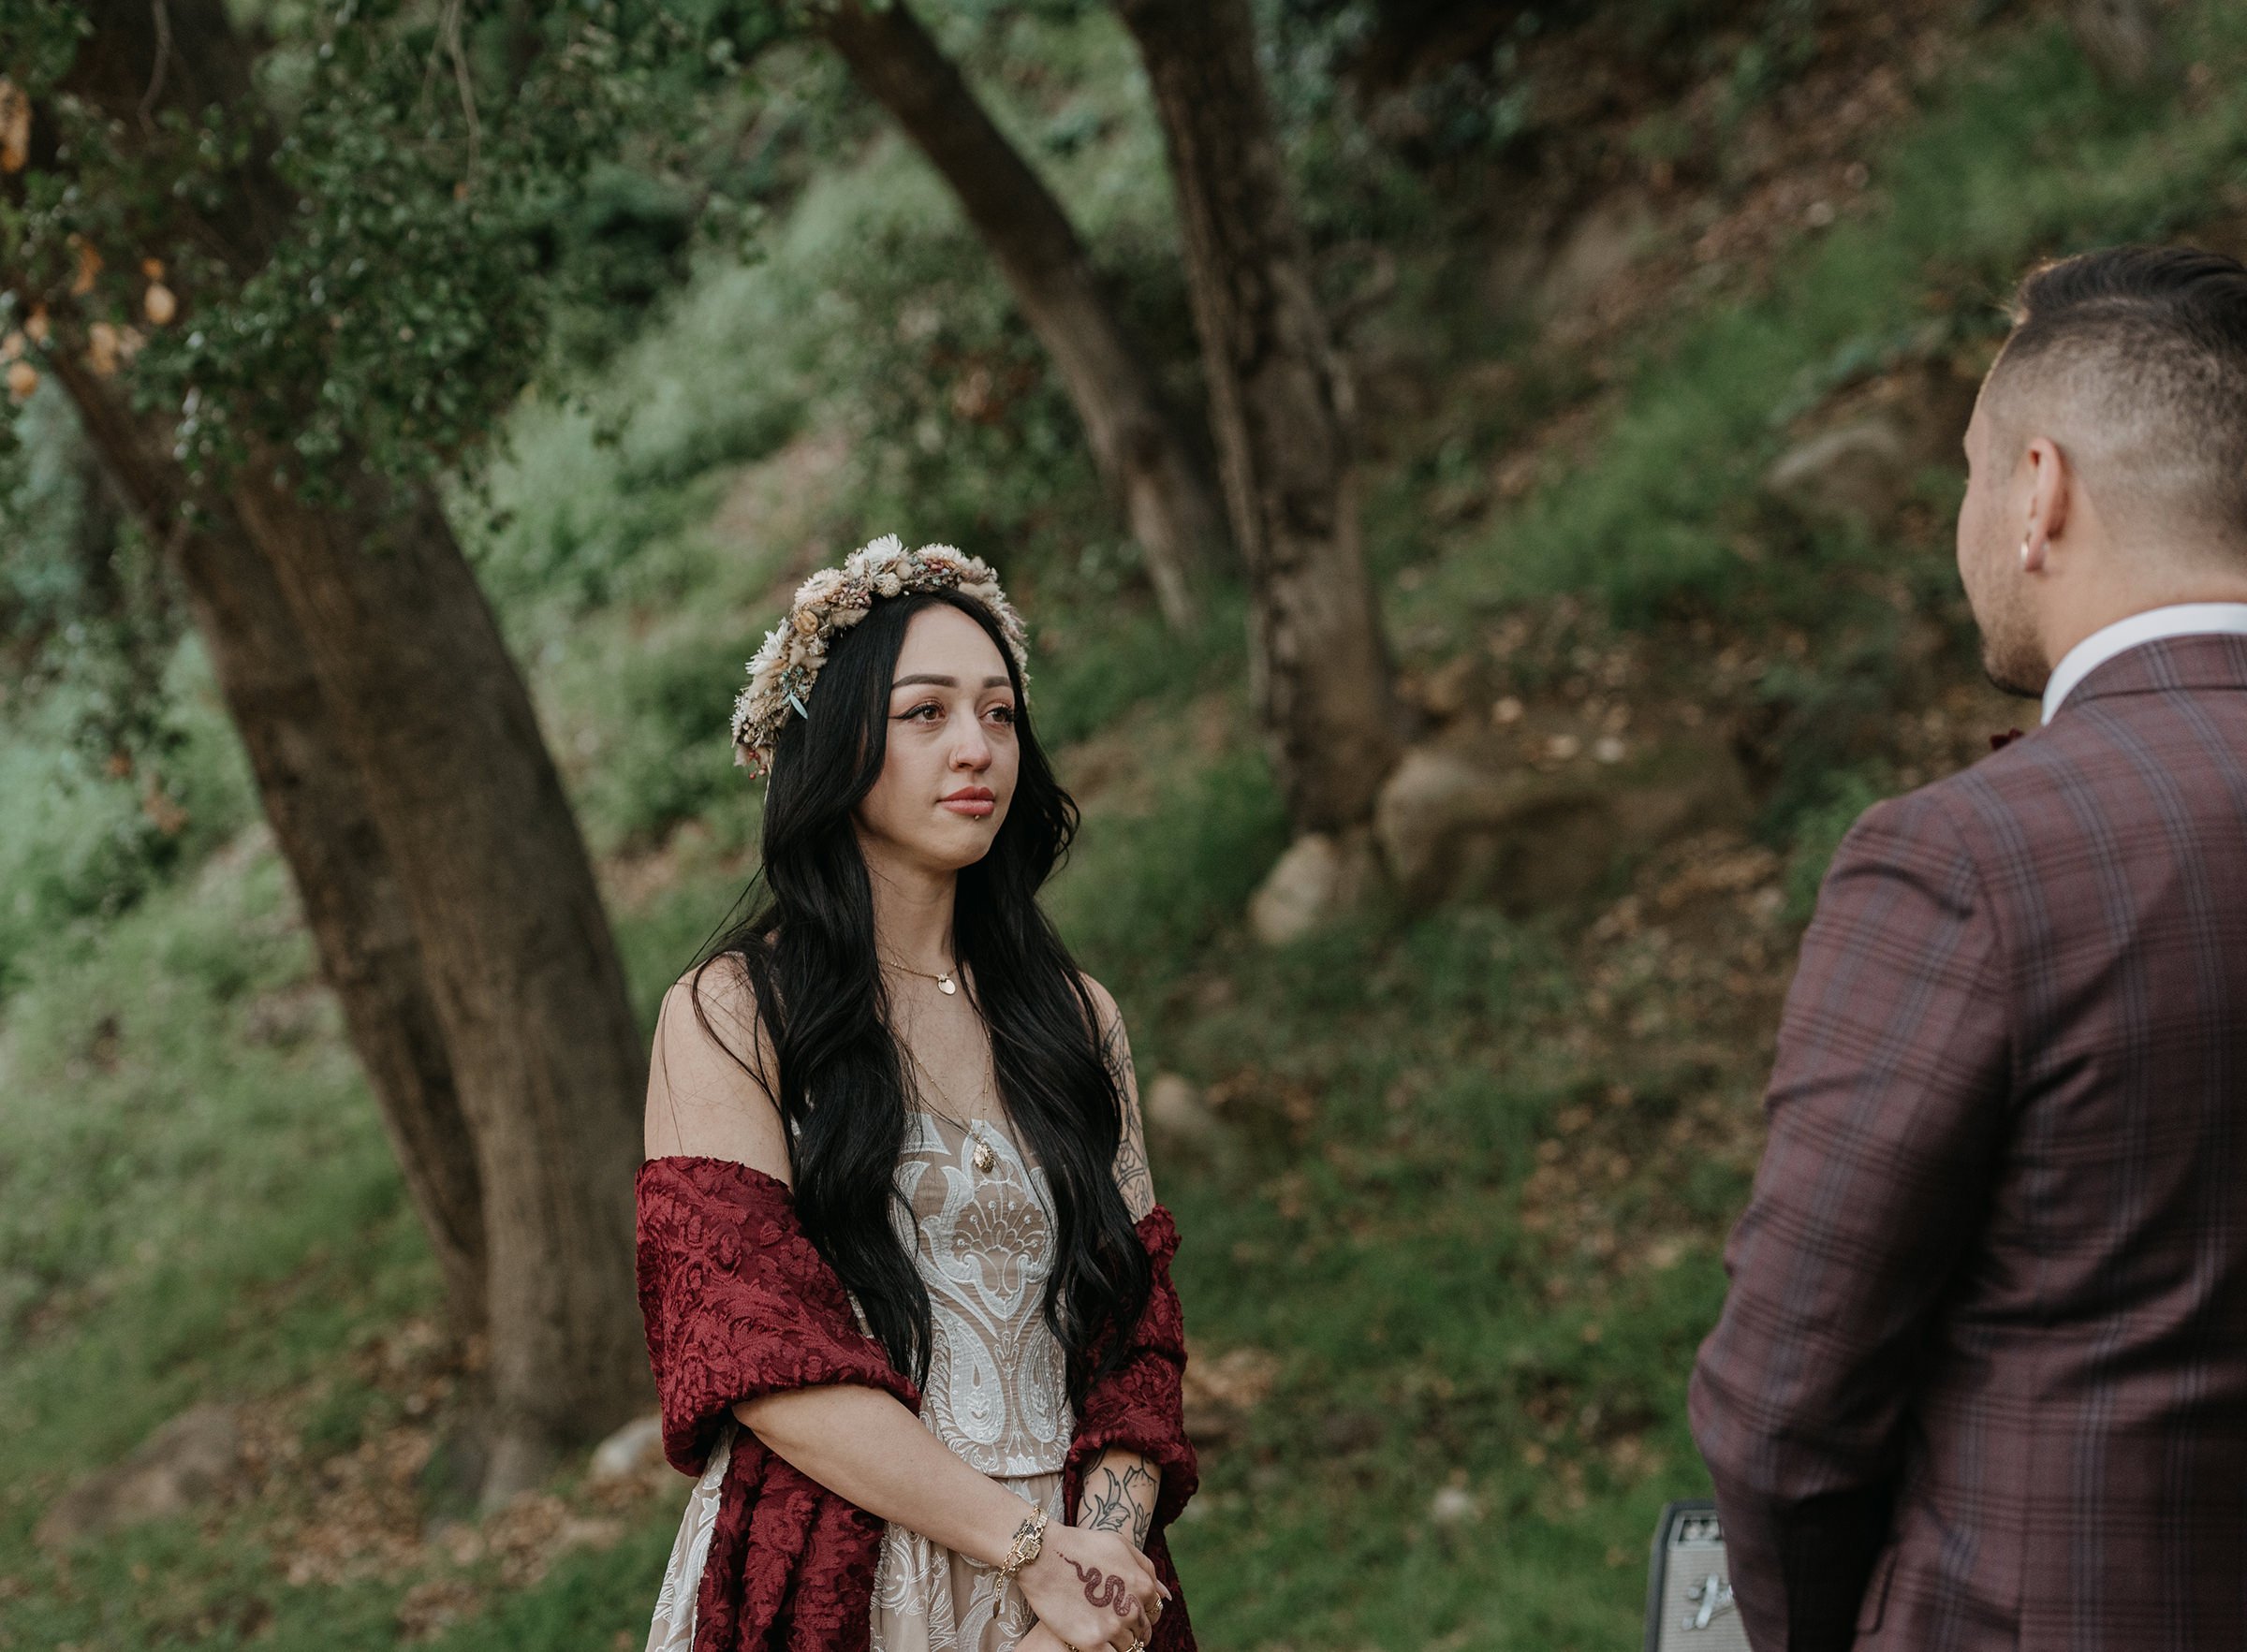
<box><xmin>972</xmin><ymin>1135</ymin><xmax>996</xmax><ymax>1174</ymax></box>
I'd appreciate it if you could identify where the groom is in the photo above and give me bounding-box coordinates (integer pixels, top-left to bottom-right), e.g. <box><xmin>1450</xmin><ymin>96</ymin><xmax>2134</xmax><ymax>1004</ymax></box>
<box><xmin>1690</xmin><ymin>244</ymin><xmax>2247</xmax><ymax>1652</ymax></box>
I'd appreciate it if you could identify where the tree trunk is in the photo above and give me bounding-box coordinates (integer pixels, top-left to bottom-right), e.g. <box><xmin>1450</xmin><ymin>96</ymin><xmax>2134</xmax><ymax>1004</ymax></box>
<box><xmin>1110</xmin><ymin>0</ymin><xmax>1401</xmax><ymax>832</ymax></box>
<box><xmin>37</xmin><ymin>0</ymin><xmax>652</xmax><ymax>1500</ymax></box>
<box><xmin>228</xmin><ymin>453</ymin><xmax>649</xmax><ymax>1503</ymax></box>
<box><xmin>819</xmin><ymin>0</ymin><xmax>1227</xmax><ymax>629</ymax></box>
<box><xmin>49</xmin><ymin>354</ymin><xmax>490</xmax><ymax>1347</ymax></box>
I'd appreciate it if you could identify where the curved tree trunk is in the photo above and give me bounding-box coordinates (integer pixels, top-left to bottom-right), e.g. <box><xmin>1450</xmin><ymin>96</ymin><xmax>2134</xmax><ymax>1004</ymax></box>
<box><xmin>49</xmin><ymin>355</ymin><xmax>490</xmax><ymax>1345</ymax></box>
<box><xmin>1110</xmin><ymin>0</ymin><xmax>1401</xmax><ymax>832</ymax></box>
<box><xmin>33</xmin><ymin>0</ymin><xmax>652</xmax><ymax>1501</ymax></box>
<box><xmin>228</xmin><ymin>453</ymin><xmax>649</xmax><ymax>1502</ymax></box>
<box><xmin>819</xmin><ymin>0</ymin><xmax>1226</xmax><ymax>628</ymax></box>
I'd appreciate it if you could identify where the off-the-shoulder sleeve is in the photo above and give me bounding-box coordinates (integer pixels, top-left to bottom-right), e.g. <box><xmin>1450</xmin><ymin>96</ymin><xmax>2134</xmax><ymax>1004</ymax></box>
<box><xmin>636</xmin><ymin>1154</ymin><xmax>920</xmax><ymax>1477</ymax></box>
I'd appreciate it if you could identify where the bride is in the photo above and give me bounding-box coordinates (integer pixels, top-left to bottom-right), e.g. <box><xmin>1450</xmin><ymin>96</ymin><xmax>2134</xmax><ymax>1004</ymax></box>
<box><xmin>636</xmin><ymin>536</ymin><xmax>1197</xmax><ymax>1652</ymax></box>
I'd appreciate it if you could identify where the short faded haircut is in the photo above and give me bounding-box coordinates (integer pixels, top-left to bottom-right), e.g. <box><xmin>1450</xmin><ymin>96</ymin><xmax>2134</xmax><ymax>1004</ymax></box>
<box><xmin>1985</xmin><ymin>244</ymin><xmax>2247</xmax><ymax>556</ymax></box>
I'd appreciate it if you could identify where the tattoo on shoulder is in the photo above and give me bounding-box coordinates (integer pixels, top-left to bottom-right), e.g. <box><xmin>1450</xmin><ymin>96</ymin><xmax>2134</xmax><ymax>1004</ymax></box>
<box><xmin>1100</xmin><ymin>1014</ymin><xmax>1154</xmax><ymax>1220</ymax></box>
<box><xmin>1082</xmin><ymin>1460</ymin><xmax>1158</xmax><ymax>1548</ymax></box>
<box><xmin>1098</xmin><ymin>1010</ymin><xmax>1136</xmax><ymax>1092</ymax></box>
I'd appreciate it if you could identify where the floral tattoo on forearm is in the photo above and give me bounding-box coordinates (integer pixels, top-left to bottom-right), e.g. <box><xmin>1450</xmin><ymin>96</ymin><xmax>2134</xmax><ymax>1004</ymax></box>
<box><xmin>1065</xmin><ymin>1555</ymin><xmax>1140</xmax><ymax>1616</ymax></box>
<box><xmin>1083</xmin><ymin>1458</ymin><xmax>1158</xmax><ymax>1548</ymax></box>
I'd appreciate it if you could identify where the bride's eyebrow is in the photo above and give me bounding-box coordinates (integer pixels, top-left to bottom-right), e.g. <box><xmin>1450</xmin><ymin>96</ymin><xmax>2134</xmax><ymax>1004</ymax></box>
<box><xmin>890</xmin><ymin>674</ymin><xmax>1012</xmax><ymax>689</ymax></box>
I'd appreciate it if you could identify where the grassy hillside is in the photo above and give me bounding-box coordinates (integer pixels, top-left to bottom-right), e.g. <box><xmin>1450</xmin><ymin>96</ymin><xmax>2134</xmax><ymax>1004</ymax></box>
<box><xmin>5</xmin><ymin>4</ymin><xmax>2246</xmax><ymax>1648</ymax></box>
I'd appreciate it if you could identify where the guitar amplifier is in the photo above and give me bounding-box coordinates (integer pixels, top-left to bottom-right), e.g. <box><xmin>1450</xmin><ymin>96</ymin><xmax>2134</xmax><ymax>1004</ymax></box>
<box><xmin>1643</xmin><ymin>1500</ymin><xmax>1749</xmax><ymax>1651</ymax></box>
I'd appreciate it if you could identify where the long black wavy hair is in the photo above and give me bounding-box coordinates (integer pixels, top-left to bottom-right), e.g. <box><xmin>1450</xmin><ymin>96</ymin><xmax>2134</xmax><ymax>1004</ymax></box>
<box><xmin>686</xmin><ymin>589</ymin><xmax>1150</xmax><ymax>1402</ymax></box>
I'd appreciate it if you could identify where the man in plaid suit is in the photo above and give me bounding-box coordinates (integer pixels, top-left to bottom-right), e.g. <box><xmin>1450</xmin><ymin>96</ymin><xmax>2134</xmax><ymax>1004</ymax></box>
<box><xmin>1690</xmin><ymin>245</ymin><xmax>2247</xmax><ymax>1650</ymax></box>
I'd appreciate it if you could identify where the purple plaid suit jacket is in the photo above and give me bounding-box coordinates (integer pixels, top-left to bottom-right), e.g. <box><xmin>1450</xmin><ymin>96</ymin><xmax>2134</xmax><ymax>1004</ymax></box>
<box><xmin>1689</xmin><ymin>633</ymin><xmax>2247</xmax><ymax>1652</ymax></box>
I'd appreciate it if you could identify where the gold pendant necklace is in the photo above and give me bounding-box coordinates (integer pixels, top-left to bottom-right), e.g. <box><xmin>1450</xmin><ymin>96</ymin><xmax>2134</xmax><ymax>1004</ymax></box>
<box><xmin>882</xmin><ymin>953</ymin><xmax>959</xmax><ymax>996</ymax></box>
<box><xmin>903</xmin><ymin>1044</ymin><xmax>1002</xmax><ymax>1174</ymax></box>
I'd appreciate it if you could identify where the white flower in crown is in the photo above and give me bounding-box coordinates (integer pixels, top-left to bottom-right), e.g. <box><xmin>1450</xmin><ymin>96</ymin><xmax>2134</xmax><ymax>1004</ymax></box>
<box><xmin>727</xmin><ymin>533</ymin><xmax>1032</xmax><ymax>779</ymax></box>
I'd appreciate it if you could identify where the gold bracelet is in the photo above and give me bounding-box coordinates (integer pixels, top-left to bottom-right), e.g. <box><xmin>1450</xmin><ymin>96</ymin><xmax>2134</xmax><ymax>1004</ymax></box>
<box><xmin>996</xmin><ymin>1503</ymin><xmax>1048</xmax><ymax>1584</ymax></box>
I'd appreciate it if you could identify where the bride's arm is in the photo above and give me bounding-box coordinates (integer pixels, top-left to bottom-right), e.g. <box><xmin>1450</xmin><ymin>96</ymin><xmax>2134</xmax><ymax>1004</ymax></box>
<box><xmin>735</xmin><ymin>1386</ymin><xmax>1164</xmax><ymax>1650</ymax></box>
<box><xmin>1079</xmin><ymin>1450</ymin><xmax>1162</xmax><ymax>1550</ymax></box>
<box><xmin>730</xmin><ymin>1384</ymin><xmax>1038</xmax><ymax>1563</ymax></box>
<box><xmin>1080</xmin><ymin>978</ymin><xmax>1165</xmax><ymax>1550</ymax></box>
<box><xmin>1092</xmin><ymin>978</ymin><xmax>1157</xmax><ymax>1226</ymax></box>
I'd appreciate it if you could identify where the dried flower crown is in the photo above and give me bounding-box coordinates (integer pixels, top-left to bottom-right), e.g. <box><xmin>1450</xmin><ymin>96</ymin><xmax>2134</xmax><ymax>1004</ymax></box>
<box><xmin>729</xmin><ymin>534</ymin><xmax>1031</xmax><ymax>779</ymax></box>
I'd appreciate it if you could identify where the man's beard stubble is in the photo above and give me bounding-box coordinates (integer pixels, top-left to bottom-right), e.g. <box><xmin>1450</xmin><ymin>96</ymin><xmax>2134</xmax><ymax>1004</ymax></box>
<box><xmin>1979</xmin><ymin>624</ymin><xmax>2049</xmax><ymax>702</ymax></box>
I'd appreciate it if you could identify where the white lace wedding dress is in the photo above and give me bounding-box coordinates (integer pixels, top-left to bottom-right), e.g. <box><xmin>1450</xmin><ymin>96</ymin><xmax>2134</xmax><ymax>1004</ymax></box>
<box><xmin>648</xmin><ymin>1111</ymin><xmax>1073</xmax><ymax>1652</ymax></box>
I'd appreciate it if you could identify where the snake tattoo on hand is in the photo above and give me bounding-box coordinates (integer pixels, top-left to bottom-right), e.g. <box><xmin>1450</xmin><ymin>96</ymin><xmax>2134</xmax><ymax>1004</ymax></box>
<box><xmin>1065</xmin><ymin>1557</ymin><xmax>1140</xmax><ymax>1618</ymax></box>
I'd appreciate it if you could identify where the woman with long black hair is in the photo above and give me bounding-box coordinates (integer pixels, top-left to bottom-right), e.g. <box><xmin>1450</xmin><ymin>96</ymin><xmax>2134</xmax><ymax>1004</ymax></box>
<box><xmin>635</xmin><ymin>536</ymin><xmax>1197</xmax><ymax>1652</ymax></box>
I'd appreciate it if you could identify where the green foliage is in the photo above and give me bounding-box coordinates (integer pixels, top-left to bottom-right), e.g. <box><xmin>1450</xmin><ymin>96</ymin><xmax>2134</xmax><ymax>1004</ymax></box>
<box><xmin>1031</xmin><ymin>586</ymin><xmax>1242</xmax><ymax>750</ymax></box>
<box><xmin>1124</xmin><ymin>888</ymin><xmax>1728</xmax><ymax>1650</ymax></box>
<box><xmin>1378</xmin><ymin>0</ymin><xmax>2247</xmax><ymax>861</ymax></box>
<box><xmin>825</xmin><ymin>210</ymin><xmax>1104</xmax><ymax>551</ymax></box>
<box><xmin>0</xmin><ymin>634</ymin><xmax>257</xmax><ymax>995</ymax></box>
<box><xmin>1782</xmin><ymin>766</ymin><xmax>1888</xmax><ymax>923</ymax></box>
<box><xmin>1261</xmin><ymin>0</ymin><xmax>1454</xmax><ymax>232</ymax></box>
<box><xmin>1047</xmin><ymin>740</ymin><xmax>1292</xmax><ymax>1004</ymax></box>
<box><xmin>565</xmin><ymin>622</ymin><xmax>765</xmax><ymax>854</ymax></box>
<box><xmin>0</xmin><ymin>385</ymin><xmax>101</xmax><ymax>646</ymax></box>
<box><xmin>1427</xmin><ymin>12</ymin><xmax>2247</xmax><ymax>630</ymax></box>
<box><xmin>0</xmin><ymin>0</ymin><xmax>728</xmax><ymax>500</ymax></box>
<box><xmin>296</xmin><ymin>1373</ymin><xmax>402</xmax><ymax>1463</ymax></box>
<box><xmin>8</xmin><ymin>2</ymin><xmax>2247</xmax><ymax>1649</ymax></box>
<box><xmin>1744</xmin><ymin>621</ymin><xmax>1913</xmax><ymax>830</ymax></box>
<box><xmin>763</xmin><ymin>10</ymin><xmax>1200</xmax><ymax>588</ymax></box>
<box><xmin>461</xmin><ymin>1</ymin><xmax>1212</xmax><ymax>858</ymax></box>
<box><xmin>0</xmin><ymin>389</ymin><xmax>261</xmax><ymax>994</ymax></box>
<box><xmin>1723</xmin><ymin>0</ymin><xmax>1827</xmax><ymax>117</ymax></box>
<box><xmin>0</xmin><ymin>840</ymin><xmax>425</xmax><ymax>1557</ymax></box>
<box><xmin>0</xmin><ymin>386</ymin><xmax>196</xmax><ymax>763</ymax></box>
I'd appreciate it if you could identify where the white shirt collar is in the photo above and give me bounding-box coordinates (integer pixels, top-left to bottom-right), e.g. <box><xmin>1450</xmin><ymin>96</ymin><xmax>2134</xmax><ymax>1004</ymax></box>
<box><xmin>2040</xmin><ymin>602</ymin><xmax>2247</xmax><ymax>724</ymax></box>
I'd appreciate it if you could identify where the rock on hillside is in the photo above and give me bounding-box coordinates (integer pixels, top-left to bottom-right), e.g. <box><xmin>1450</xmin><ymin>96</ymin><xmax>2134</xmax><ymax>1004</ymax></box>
<box><xmin>1373</xmin><ymin>741</ymin><xmax>1738</xmax><ymax>913</ymax></box>
<box><xmin>1765</xmin><ymin>358</ymin><xmax>1981</xmax><ymax>531</ymax></box>
<box><xmin>37</xmin><ymin>1402</ymin><xmax>249</xmax><ymax>1548</ymax></box>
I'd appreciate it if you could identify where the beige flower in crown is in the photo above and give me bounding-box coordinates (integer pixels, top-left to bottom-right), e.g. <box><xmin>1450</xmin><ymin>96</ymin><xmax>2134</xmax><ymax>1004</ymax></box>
<box><xmin>729</xmin><ymin>534</ymin><xmax>1033</xmax><ymax>779</ymax></box>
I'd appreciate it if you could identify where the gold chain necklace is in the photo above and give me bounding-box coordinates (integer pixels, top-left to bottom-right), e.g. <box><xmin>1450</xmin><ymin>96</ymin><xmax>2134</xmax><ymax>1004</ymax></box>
<box><xmin>901</xmin><ymin>1042</ymin><xmax>1006</xmax><ymax>1175</ymax></box>
<box><xmin>882</xmin><ymin>953</ymin><xmax>959</xmax><ymax>996</ymax></box>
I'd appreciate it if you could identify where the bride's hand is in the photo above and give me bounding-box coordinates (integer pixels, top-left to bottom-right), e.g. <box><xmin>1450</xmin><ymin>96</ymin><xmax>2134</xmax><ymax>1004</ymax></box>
<box><xmin>1015</xmin><ymin>1521</ymin><xmax>1168</xmax><ymax>1652</ymax></box>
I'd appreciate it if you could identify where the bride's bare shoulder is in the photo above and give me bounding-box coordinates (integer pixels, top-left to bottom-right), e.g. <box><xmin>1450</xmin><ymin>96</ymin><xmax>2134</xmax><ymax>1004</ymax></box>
<box><xmin>1073</xmin><ymin>969</ymin><xmax>1124</xmax><ymax>1033</ymax></box>
<box><xmin>643</xmin><ymin>954</ymin><xmax>790</xmax><ymax>1179</ymax></box>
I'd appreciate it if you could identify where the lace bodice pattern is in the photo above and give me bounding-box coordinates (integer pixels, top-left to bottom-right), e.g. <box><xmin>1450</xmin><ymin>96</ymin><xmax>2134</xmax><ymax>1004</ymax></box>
<box><xmin>890</xmin><ymin>1109</ymin><xmax>1073</xmax><ymax>1476</ymax></box>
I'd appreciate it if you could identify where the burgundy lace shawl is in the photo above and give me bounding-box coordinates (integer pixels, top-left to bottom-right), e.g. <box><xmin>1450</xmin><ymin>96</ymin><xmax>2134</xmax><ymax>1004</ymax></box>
<box><xmin>636</xmin><ymin>1155</ymin><xmax>1199</xmax><ymax>1652</ymax></box>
